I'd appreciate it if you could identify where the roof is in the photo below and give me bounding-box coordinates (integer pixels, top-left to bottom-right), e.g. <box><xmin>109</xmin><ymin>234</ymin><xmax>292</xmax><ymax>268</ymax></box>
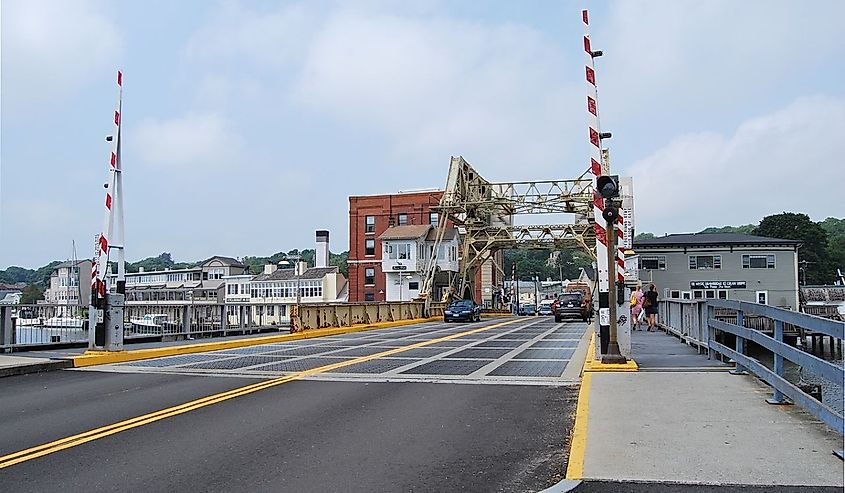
<box><xmin>253</xmin><ymin>266</ymin><xmax>339</xmax><ymax>282</ymax></box>
<box><xmin>425</xmin><ymin>227</ymin><xmax>459</xmax><ymax>241</ymax></box>
<box><xmin>633</xmin><ymin>233</ymin><xmax>801</xmax><ymax>248</ymax></box>
<box><xmin>201</xmin><ymin>256</ymin><xmax>245</xmax><ymax>268</ymax></box>
<box><xmin>378</xmin><ymin>225</ymin><xmax>432</xmax><ymax>240</ymax></box>
<box><xmin>54</xmin><ymin>259</ymin><xmax>91</xmax><ymax>269</ymax></box>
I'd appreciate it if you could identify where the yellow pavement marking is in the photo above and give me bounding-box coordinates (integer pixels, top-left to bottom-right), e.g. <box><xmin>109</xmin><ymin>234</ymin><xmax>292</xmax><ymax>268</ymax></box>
<box><xmin>583</xmin><ymin>331</ymin><xmax>638</xmax><ymax>372</ymax></box>
<box><xmin>0</xmin><ymin>318</ymin><xmax>519</xmax><ymax>469</ymax></box>
<box><xmin>71</xmin><ymin>317</ymin><xmax>446</xmax><ymax>368</ymax></box>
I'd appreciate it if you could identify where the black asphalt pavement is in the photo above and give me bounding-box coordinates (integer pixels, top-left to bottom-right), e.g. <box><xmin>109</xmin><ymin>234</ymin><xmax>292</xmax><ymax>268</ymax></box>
<box><xmin>0</xmin><ymin>317</ymin><xmax>580</xmax><ymax>493</ymax></box>
<box><xmin>1</xmin><ymin>379</ymin><xmax>576</xmax><ymax>492</ymax></box>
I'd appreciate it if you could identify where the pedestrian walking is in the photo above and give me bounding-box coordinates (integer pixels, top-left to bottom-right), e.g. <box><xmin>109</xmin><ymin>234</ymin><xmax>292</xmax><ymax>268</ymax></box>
<box><xmin>630</xmin><ymin>283</ymin><xmax>644</xmax><ymax>330</ymax></box>
<box><xmin>643</xmin><ymin>284</ymin><xmax>659</xmax><ymax>331</ymax></box>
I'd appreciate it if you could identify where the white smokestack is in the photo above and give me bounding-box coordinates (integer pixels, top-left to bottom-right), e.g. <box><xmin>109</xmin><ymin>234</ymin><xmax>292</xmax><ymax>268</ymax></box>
<box><xmin>316</xmin><ymin>230</ymin><xmax>329</xmax><ymax>268</ymax></box>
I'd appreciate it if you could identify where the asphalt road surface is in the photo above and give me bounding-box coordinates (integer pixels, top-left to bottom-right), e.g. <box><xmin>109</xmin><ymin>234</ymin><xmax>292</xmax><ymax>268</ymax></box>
<box><xmin>0</xmin><ymin>317</ymin><xmax>584</xmax><ymax>493</ymax></box>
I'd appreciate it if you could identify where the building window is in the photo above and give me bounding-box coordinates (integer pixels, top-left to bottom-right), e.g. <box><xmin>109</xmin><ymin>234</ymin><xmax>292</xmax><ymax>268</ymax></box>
<box><xmin>398</xmin><ymin>213</ymin><xmax>408</xmax><ymax>225</ymax></box>
<box><xmin>705</xmin><ymin>290</ymin><xmax>716</xmax><ymax>299</ymax></box>
<box><xmin>207</xmin><ymin>268</ymin><xmax>225</xmax><ymax>280</ymax></box>
<box><xmin>364</xmin><ymin>292</ymin><xmax>375</xmax><ymax>301</ymax></box>
<box><xmin>682</xmin><ymin>291</ymin><xmax>692</xmax><ymax>300</ymax></box>
<box><xmin>408</xmin><ymin>281</ymin><xmax>419</xmax><ymax>290</ymax></box>
<box><xmin>365</xmin><ymin>239</ymin><xmax>375</xmax><ymax>256</ymax></box>
<box><xmin>640</xmin><ymin>255</ymin><xmax>666</xmax><ymax>270</ymax></box>
<box><xmin>430</xmin><ymin>212</ymin><xmax>439</xmax><ymax>227</ymax></box>
<box><xmin>267</xmin><ymin>305</ymin><xmax>274</xmax><ymax>316</ymax></box>
<box><xmin>742</xmin><ymin>254</ymin><xmax>775</xmax><ymax>269</ymax></box>
<box><xmin>689</xmin><ymin>255</ymin><xmax>720</xmax><ymax>270</ymax></box>
<box><xmin>756</xmin><ymin>291</ymin><xmax>768</xmax><ymax>305</ymax></box>
<box><xmin>365</xmin><ymin>215</ymin><xmax>375</xmax><ymax>233</ymax></box>
<box><xmin>398</xmin><ymin>243</ymin><xmax>410</xmax><ymax>259</ymax></box>
<box><xmin>718</xmin><ymin>290</ymin><xmax>728</xmax><ymax>300</ymax></box>
<box><xmin>693</xmin><ymin>290</ymin><xmax>704</xmax><ymax>299</ymax></box>
<box><xmin>364</xmin><ymin>268</ymin><xmax>375</xmax><ymax>285</ymax></box>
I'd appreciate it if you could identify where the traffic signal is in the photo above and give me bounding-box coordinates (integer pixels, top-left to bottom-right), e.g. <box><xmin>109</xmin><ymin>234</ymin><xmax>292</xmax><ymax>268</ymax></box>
<box><xmin>602</xmin><ymin>205</ymin><xmax>619</xmax><ymax>223</ymax></box>
<box><xmin>596</xmin><ymin>175</ymin><xmax>620</xmax><ymax>199</ymax></box>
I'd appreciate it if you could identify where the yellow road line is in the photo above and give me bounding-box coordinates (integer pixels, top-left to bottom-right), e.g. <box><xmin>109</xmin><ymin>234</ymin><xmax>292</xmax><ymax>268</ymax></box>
<box><xmin>0</xmin><ymin>318</ymin><xmax>519</xmax><ymax>469</ymax></box>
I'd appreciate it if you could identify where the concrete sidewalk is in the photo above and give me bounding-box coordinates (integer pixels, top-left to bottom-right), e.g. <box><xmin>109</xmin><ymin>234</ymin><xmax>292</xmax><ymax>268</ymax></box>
<box><xmin>578</xmin><ymin>330</ymin><xmax>843</xmax><ymax>487</ymax></box>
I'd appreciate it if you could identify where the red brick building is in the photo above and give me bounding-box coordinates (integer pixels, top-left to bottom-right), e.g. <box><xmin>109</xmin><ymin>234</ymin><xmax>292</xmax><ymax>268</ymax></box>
<box><xmin>348</xmin><ymin>190</ymin><xmax>503</xmax><ymax>305</ymax></box>
<box><xmin>348</xmin><ymin>191</ymin><xmax>443</xmax><ymax>302</ymax></box>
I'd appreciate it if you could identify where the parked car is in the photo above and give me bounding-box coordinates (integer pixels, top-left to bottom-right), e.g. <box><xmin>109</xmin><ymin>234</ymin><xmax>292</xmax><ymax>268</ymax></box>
<box><xmin>444</xmin><ymin>299</ymin><xmax>482</xmax><ymax>323</ymax></box>
<box><xmin>537</xmin><ymin>301</ymin><xmax>555</xmax><ymax>316</ymax></box>
<box><xmin>552</xmin><ymin>292</ymin><xmax>592</xmax><ymax>322</ymax></box>
<box><xmin>518</xmin><ymin>304</ymin><xmax>536</xmax><ymax>316</ymax></box>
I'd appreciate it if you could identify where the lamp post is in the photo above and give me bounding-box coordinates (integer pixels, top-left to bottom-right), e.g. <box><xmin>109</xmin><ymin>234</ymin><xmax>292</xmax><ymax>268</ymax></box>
<box><xmin>279</xmin><ymin>254</ymin><xmax>302</xmax><ymax>315</ymax></box>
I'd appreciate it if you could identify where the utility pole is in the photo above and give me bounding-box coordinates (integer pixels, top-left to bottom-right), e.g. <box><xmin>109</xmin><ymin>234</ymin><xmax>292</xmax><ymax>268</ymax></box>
<box><xmin>603</xmin><ymin>214</ymin><xmax>625</xmax><ymax>363</ymax></box>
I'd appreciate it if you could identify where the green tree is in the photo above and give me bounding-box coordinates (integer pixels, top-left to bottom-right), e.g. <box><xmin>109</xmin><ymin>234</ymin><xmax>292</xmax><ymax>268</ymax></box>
<box><xmin>634</xmin><ymin>232</ymin><xmax>655</xmax><ymax>241</ymax></box>
<box><xmin>818</xmin><ymin>217</ymin><xmax>845</xmax><ymax>238</ymax></box>
<box><xmin>20</xmin><ymin>284</ymin><xmax>44</xmax><ymax>304</ymax></box>
<box><xmin>698</xmin><ymin>224</ymin><xmax>756</xmax><ymax>234</ymax></box>
<box><xmin>754</xmin><ymin>213</ymin><xmax>831</xmax><ymax>284</ymax></box>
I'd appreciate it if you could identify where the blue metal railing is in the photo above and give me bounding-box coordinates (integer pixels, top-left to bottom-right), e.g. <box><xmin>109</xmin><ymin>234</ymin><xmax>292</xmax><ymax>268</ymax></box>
<box><xmin>707</xmin><ymin>299</ymin><xmax>844</xmax><ymax>434</ymax></box>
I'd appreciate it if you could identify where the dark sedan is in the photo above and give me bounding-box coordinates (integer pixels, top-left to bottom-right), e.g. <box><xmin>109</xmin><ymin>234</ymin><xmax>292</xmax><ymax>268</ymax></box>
<box><xmin>444</xmin><ymin>300</ymin><xmax>482</xmax><ymax>323</ymax></box>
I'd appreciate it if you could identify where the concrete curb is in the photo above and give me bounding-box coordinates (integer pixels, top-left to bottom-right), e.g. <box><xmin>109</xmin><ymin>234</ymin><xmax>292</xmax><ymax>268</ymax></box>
<box><xmin>538</xmin><ymin>479</ymin><xmax>582</xmax><ymax>492</ymax></box>
<box><xmin>70</xmin><ymin>316</ymin><xmax>452</xmax><ymax>368</ymax></box>
<box><xmin>0</xmin><ymin>359</ymin><xmax>73</xmax><ymax>378</ymax></box>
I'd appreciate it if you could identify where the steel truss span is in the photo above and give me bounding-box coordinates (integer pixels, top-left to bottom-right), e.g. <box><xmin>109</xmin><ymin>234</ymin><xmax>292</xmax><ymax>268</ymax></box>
<box><xmin>421</xmin><ymin>156</ymin><xmax>597</xmax><ymax>303</ymax></box>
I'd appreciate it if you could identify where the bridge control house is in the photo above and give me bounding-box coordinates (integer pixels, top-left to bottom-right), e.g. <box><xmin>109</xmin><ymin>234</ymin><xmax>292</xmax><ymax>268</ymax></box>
<box><xmin>632</xmin><ymin>233</ymin><xmax>801</xmax><ymax>309</ymax></box>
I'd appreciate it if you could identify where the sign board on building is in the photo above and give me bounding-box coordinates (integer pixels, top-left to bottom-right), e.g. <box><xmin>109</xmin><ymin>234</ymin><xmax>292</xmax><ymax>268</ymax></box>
<box><xmin>690</xmin><ymin>281</ymin><xmax>746</xmax><ymax>289</ymax></box>
<box><xmin>392</xmin><ymin>265</ymin><xmax>408</xmax><ymax>271</ymax></box>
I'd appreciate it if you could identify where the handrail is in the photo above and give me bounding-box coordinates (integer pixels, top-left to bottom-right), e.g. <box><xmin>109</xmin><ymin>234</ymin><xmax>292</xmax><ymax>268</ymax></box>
<box><xmin>710</xmin><ymin>300</ymin><xmax>843</xmax><ymax>338</ymax></box>
<box><xmin>706</xmin><ymin>300</ymin><xmax>844</xmax><ymax>434</ymax></box>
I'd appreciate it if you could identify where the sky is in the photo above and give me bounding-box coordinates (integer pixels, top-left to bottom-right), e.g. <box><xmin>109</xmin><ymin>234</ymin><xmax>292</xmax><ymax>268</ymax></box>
<box><xmin>2</xmin><ymin>0</ymin><xmax>844</xmax><ymax>269</ymax></box>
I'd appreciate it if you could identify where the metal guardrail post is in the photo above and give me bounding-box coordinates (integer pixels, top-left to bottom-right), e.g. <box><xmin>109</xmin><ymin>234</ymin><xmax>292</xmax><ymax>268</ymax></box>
<box><xmin>730</xmin><ymin>308</ymin><xmax>748</xmax><ymax>375</ymax></box>
<box><xmin>182</xmin><ymin>305</ymin><xmax>191</xmax><ymax>337</ymax></box>
<box><xmin>767</xmin><ymin>319</ymin><xmax>787</xmax><ymax>405</ymax></box>
<box><xmin>1</xmin><ymin>306</ymin><xmax>11</xmax><ymax>352</ymax></box>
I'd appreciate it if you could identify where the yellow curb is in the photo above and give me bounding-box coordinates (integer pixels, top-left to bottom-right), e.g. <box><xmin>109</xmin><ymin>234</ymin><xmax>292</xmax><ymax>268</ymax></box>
<box><xmin>565</xmin><ymin>371</ymin><xmax>592</xmax><ymax>479</ymax></box>
<box><xmin>582</xmin><ymin>332</ymin><xmax>638</xmax><ymax>372</ymax></box>
<box><xmin>71</xmin><ymin>317</ymin><xmax>441</xmax><ymax>368</ymax></box>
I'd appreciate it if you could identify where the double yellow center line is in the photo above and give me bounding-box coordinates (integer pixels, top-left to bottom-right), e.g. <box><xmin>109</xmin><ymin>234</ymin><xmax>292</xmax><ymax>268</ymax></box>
<box><xmin>0</xmin><ymin>318</ymin><xmax>519</xmax><ymax>469</ymax></box>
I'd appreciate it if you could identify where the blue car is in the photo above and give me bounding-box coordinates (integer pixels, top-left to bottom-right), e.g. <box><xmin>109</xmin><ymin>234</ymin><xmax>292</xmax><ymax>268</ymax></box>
<box><xmin>444</xmin><ymin>299</ymin><xmax>482</xmax><ymax>323</ymax></box>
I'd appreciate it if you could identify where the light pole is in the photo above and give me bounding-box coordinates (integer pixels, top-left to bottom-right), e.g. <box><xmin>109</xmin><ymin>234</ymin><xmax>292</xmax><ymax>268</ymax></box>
<box><xmin>279</xmin><ymin>254</ymin><xmax>302</xmax><ymax>315</ymax></box>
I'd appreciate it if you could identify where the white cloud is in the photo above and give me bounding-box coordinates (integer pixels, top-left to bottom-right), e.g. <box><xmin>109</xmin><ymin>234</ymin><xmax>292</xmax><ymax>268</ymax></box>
<box><xmin>600</xmin><ymin>0</ymin><xmax>845</xmax><ymax>121</ymax></box>
<box><xmin>292</xmin><ymin>12</ymin><xmax>583</xmax><ymax>179</ymax></box>
<box><xmin>131</xmin><ymin>114</ymin><xmax>244</xmax><ymax>169</ymax></box>
<box><xmin>629</xmin><ymin>96</ymin><xmax>845</xmax><ymax>234</ymax></box>
<box><xmin>0</xmin><ymin>0</ymin><xmax>121</xmax><ymax>114</ymax></box>
<box><xmin>184</xmin><ymin>1</ymin><xmax>316</xmax><ymax>70</ymax></box>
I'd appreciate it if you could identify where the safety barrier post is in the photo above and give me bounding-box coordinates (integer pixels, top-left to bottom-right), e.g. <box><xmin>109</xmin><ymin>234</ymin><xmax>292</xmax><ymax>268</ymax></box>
<box><xmin>767</xmin><ymin>319</ymin><xmax>787</xmax><ymax>404</ymax></box>
<box><xmin>730</xmin><ymin>308</ymin><xmax>748</xmax><ymax>375</ymax></box>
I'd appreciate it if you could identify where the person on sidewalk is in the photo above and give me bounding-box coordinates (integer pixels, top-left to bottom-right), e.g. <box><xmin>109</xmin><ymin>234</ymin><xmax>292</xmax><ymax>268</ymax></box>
<box><xmin>630</xmin><ymin>283</ymin><xmax>645</xmax><ymax>330</ymax></box>
<box><xmin>643</xmin><ymin>284</ymin><xmax>659</xmax><ymax>331</ymax></box>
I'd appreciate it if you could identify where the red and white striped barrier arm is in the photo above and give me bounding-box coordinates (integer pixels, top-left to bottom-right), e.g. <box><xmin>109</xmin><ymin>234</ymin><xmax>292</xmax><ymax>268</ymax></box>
<box><xmin>91</xmin><ymin>70</ymin><xmax>123</xmax><ymax>299</ymax></box>
<box><xmin>583</xmin><ymin>10</ymin><xmax>626</xmax><ymax>284</ymax></box>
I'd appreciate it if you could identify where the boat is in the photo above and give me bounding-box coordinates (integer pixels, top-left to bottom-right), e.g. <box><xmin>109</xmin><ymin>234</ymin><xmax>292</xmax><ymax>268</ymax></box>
<box><xmin>42</xmin><ymin>317</ymin><xmax>85</xmax><ymax>329</ymax></box>
<box><xmin>130</xmin><ymin>314</ymin><xmax>170</xmax><ymax>335</ymax></box>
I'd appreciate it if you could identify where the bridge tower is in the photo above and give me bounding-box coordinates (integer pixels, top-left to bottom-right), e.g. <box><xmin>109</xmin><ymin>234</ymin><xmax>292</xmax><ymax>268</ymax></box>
<box><xmin>89</xmin><ymin>70</ymin><xmax>126</xmax><ymax>351</ymax></box>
